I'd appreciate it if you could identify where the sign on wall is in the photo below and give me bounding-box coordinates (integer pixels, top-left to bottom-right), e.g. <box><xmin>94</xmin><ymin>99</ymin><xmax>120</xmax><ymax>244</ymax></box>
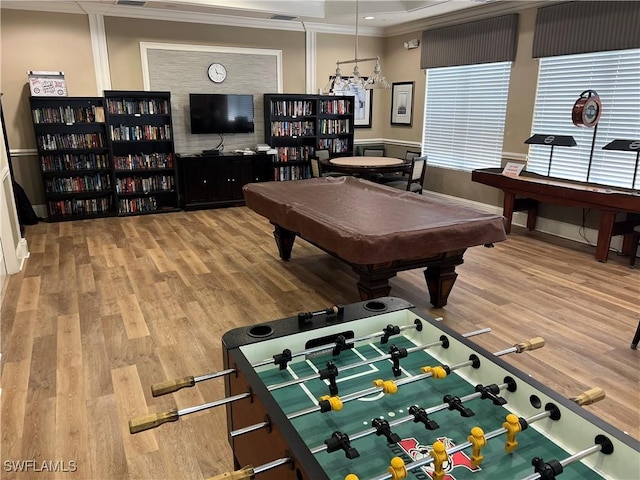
<box><xmin>27</xmin><ymin>71</ymin><xmax>68</xmax><ymax>97</ymax></box>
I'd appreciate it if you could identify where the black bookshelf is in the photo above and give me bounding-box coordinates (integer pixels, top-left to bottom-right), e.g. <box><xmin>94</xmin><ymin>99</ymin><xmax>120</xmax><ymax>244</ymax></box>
<box><xmin>104</xmin><ymin>90</ymin><xmax>179</xmax><ymax>216</ymax></box>
<box><xmin>263</xmin><ymin>94</ymin><xmax>354</xmax><ymax>181</ymax></box>
<box><xmin>29</xmin><ymin>96</ymin><xmax>115</xmax><ymax>221</ymax></box>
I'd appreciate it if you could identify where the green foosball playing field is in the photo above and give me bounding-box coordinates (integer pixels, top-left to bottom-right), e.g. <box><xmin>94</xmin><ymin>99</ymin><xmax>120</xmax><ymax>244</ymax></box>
<box><xmin>258</xmin><ymin>334</ymin><xmax>604</xmax><ymax>480</ymax></box>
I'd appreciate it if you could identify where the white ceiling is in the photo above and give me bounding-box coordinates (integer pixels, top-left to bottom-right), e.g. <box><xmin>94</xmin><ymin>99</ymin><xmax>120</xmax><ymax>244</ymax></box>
<box><xmin>2</xmin><ymin>0</ymin><xmax>541</xmax><ymax>34</ymax></box>
<box><xmin>132</xmin><ymin>0</ymin><xmax>495</xmax><ymax>27</ymax></box>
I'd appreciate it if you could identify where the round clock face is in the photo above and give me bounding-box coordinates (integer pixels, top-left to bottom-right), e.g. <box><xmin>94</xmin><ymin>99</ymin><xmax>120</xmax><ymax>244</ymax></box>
<box><xmin>207</xmin><ymin>63</ymin><xmax>227</xmax><ymax>83</ymax></box>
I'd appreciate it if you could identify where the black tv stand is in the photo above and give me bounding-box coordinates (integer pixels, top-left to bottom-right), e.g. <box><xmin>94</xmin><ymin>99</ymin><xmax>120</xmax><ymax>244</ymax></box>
<box><xmin>178</xmin><ymin>152</ymin><xmax>274</xmax><ymax>210</ymax></box>
<box><xmin>202</xmin><ymin>148</ymin><xmax>221</xmax><ymax>156</ymax></box>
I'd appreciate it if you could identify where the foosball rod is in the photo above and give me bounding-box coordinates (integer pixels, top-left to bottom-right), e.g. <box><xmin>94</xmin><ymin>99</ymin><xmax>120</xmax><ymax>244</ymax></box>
<box><xmin>267</xmin><ymin>327</ymin><xmax>491</xmax><ymax>393</ymax></box>
<box><xmin>287</xmin><ymin>337</ymin><xmax>545</xmax><ymax>420</ymax></box>
<box><xmin>230</xmin><ymin>328</ymin><xmax>493</xmax><ymax>439</ymax></box>
<box><xmin>129</xmin><ymin>391</ymin><xmax>251</xmax><ymax>434</ymax></box>
<box><xmin>367</xmin><ymin>388</ymin><xmax>605</xmax><ymax>480</ymax></box>
<box><xmin>309</xmin><ymin>380</ymin><xmax>513</xmax><ymax>454</ymax></box>
<box><xmin>206</xmin><ymin>457</ymin><xmax>292</xmax><ymax>480</ymax></box>
<box><xmin>150</xmin><ymin>319</ymin><xmax>429</xmax><ymax>397</ymax></box>
<box><xmin>252</xmin><ymin>319</ymin><xmax>430</xmax><ymax>368</ymax></box>
<box><xmin>133</xmin><ymin>328</ymin><xmax>488</xmax><ymax>434</ymax></box>
<box><xmin>519</xmin><ymin>436</ymin><xmax>613</xmax><ymax>480</ymax></box>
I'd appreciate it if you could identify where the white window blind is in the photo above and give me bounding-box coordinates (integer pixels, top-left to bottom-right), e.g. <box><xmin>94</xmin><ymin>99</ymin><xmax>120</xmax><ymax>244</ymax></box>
<box><xmin>528</xmin><ymin>48</ymin><xmax>640</xmax><ymax>188</ymax></box>
<box><xmin>422</xmin><ymin>62</ymin><xmax>511</xmax><ymax>171</ymax></box>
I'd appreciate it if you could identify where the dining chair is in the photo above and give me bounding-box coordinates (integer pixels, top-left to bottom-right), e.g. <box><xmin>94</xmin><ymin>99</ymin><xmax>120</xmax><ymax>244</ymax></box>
<box><xmin>315</xmin><ymin>149</ymin><xmax>330</xmax><ymax>161</ymax></box>
<box><xmin>311</xmin><ymin>150</ymin><xmax>344</xmax><ymax>178</ymax></box>
<box><xmin>378</xmin><ymin>150</ymin><xmax>422</xmax><ymax>184</ymax></box>
<box><xmin>362</xmin><ymin>147</ymin><xmax>385</xmax><ymax>157</ymax></box>
<box><xmin>630</xmin><ymin>225</ymin><xmax>640</xmax><ymax>268</ymax></box>
<box><xmin>404</xmin><ymin>150</ymin><xmax>421</xmax><ymax>162</ymax></box>
<box><xmin>385</xmin><ymin>156</ymin><xmax>427</xmax><ymax>194</ymax></box>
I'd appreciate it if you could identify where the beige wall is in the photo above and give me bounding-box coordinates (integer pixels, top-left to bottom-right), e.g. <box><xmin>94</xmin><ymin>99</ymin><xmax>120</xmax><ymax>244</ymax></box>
<box><xmin>105</xmin><ymin>17</ymin><xmax>306</xmax><ymax>93</ymax></box>
<box><xmin>0</xmin><ymin>5</ymin><xmax>608</xmax><ymax>231</ymax></box>
<box><xmin>1</xmin><ymin>9</ymin><xmax>98</xmax><ymax>204</ymax></box>
<box><xmin>316</xmin><ymin>32</ymin><xmax>387</xmax><ymax>140</ymax></box>
<box><xmin>381</xmin><ymin>31</ymin><xmax>426</xmax><ymax>143</ymax></box>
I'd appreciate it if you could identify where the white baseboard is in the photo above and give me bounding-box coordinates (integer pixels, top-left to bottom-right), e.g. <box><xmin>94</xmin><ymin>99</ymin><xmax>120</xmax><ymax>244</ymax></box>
<box><xmin>33</xmin><ymin>204</ymin><xmax>48</xmax><ymax>219</ymax></box>
<box><xmin>17</xmin><ymin>238</ymin><xmax>30</xmax><ymax>270</ymax></box>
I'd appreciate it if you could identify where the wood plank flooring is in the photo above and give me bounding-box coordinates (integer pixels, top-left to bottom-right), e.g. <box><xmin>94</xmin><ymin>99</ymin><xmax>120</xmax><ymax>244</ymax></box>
<box><xmin>1</xmin><ymin>207</ymin><xmax>639</xmax><ymax>479</ymax></box>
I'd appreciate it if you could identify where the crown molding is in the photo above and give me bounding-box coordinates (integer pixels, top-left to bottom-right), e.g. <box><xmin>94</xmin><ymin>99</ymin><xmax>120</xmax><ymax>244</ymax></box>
<box><xmin>0</xmin><ymin>1</ymin><xmax>85</xmax><ymax>15</ymax></box>
<box><xmin>0</xmin><ymin>1</ymin><xmax>387</xmax><ymax>37</ymax></box>
<box><xmin>385</xmin><ymin>1</ymin><xmax>548</xmax><ymax>37</ymax></box>
<box><xmin>1</xmin><ymin>1</ymin><xmax>547</xmax><ymax>37</ymax></box>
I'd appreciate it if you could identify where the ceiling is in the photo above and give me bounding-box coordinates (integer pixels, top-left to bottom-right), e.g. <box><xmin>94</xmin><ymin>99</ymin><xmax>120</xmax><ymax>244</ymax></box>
<box><xmin>2</xmin><ymin>0</ymin><xmax>539</xmax><ymax>34</ymax></box>
<box><xmin>117</xmin><ymin>0</ymin><xmax>497</xmax><ymax>28</ymax></box>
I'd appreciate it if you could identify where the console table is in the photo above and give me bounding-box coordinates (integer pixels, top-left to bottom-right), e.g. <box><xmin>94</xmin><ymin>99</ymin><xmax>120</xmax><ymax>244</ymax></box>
<box><xmin>472</xmin><ymin>167</ymin><xmax>640</xmax><ymax>262</ymax></box>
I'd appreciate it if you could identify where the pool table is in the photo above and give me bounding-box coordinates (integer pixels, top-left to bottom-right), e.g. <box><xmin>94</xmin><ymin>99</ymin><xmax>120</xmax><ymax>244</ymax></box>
<box><xmin>243</xmin><ymin>177</ymin><xmax>506</xmax><ymax>307</ymax></box>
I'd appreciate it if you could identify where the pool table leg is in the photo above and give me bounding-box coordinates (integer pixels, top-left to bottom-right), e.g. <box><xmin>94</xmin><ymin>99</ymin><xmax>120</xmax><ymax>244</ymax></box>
<box><xmin>272</xmin><ymin>224</ymin><xmax>297</xmax><ymax>260</ymax></box>
<box><xmin>424</xmin><ymin>264</ymin><xmax>459</xmax><ymax>308</ymax></box>
<box><xmin>352</xmin><ymin>267</ymin><xmax>395</xmax><ymax>300</ymax></box>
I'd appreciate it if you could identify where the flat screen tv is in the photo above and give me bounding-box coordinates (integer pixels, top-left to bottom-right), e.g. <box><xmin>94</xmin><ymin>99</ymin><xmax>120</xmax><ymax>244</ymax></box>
<box><xmin>189</xmin><ymin>93</ymin><xmax>254</xmax><ymax>134</ymax></box>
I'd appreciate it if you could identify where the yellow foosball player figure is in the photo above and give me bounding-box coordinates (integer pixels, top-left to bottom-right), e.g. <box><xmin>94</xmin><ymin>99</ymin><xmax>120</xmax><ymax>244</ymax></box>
<box><xmin>503</xmin><ymin>413</ymin><xmax>523</xmax><ymax>453</ymax></box>
<box><xmin>387</xmin><ymin>457</ymin><xmax>407</xmax><ymax>480</ymax></box>
<box><xmin>468</xmin><ymin>426</ymin><xmax>487</xmax><ymax>468</ymax></box>
<box><xmin>429</xmin><ymin>440</ymin><xmax>449</xmax><ymax>480</ymax></box>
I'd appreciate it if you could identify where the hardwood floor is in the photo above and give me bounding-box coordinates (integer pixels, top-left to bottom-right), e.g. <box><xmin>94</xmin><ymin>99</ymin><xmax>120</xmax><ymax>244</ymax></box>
<box><xmin>1</xmin><ymin>207</ymin><xmax>639</xmax><ymax>479</ymax></box>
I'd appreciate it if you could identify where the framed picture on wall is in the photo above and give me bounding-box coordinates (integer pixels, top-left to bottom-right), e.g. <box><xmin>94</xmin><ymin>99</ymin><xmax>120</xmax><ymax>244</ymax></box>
<box><xmin>391</xmin><ymin>81</ymin><xmax>414</xmax><ymax>126</ymax></box>
<box><xmin>330</xmin><ymin>76</ymin><xmax>373</xmax><ymax>128</ymax></box>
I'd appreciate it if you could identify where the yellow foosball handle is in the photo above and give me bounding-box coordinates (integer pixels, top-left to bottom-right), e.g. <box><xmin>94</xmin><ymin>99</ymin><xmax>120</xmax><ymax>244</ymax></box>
<box><xmin>129</xmin><ymin>409</ymin><xmax>179</xmax><ymax>434</ymax></box>
<box><xmin>207</xmin><ymin>466</ymin><xmax>254</xmax><ymax>480</ymax></box>
<box><xmin>151</xmin><ymin>376</ymin><xmax>196</xmax><ymax>396</ymax></box>
<box><xmin>570</xmin><ymin>387</ymin><xmax>606</xmax><ymax>406</ymax></box>
<box><xmin>514</xmin><ymin>337</ymin><xmax>545</xmax><ymax>353</ymax></box>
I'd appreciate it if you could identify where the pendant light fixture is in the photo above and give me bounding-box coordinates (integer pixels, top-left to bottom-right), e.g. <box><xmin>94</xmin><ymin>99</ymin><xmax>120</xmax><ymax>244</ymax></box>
<box><xmin>325</xmin><ymin>0</ymin><xmax>390</xmax><ymax>93</ymax></box>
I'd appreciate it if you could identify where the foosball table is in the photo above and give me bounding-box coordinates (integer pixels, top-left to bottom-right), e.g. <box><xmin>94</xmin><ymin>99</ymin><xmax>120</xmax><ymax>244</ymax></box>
<box><xmin>131</xmin><ymin>298</ymin><xmax>639</xmax><ymax>480</ymax></box>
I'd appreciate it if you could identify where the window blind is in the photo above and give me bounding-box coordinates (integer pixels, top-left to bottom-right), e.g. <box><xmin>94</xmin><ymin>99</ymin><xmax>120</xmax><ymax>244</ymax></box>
<box><xmin>528</xmin><ymin>48</ymin><xmax>640</xmax><ymax>188</ymax></box>
<box><xmin>422</xmin><ymin>62</ymin><xmax>511</xmax><ymax>171</ymax></box>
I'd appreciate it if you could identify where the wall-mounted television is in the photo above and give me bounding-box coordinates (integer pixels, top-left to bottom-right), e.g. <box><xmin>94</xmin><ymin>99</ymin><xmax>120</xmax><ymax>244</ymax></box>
<box><xmin>189</xmin><ymin>93</ymin><xmax>254</xmax><ymax>134</ymax></box>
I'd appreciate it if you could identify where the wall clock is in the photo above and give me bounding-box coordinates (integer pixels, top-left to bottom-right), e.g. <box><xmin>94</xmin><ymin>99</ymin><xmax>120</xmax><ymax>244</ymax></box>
<box><xmin>207</xmin><ymin>63</ymin><xmax>227</xmax><ymax>83</ymax></box>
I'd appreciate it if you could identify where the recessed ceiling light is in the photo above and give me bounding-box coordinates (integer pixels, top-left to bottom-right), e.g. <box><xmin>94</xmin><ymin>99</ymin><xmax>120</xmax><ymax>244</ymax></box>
<box><xmin>363</xmin><ymin>16</ymin><xmax>375</xmax><ymax>20</ymax></box>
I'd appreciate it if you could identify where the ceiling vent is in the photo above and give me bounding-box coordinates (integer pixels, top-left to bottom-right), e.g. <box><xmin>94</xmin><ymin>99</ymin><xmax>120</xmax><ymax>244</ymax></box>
<box><xmin>116</xmin><ymin>0</ymin><xmax>147</xmax><ymax>6</ymax></box>
<box><xmin>270</xmin><ymin>14</ymin><xmax>298</xmax><ymax>21</ymax></box>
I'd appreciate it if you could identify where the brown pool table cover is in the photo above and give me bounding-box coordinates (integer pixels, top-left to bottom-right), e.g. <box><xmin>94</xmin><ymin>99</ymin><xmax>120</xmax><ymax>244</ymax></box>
<box><xmin>243</xmin><ymin>176</ymin><xmax>507</xmax><ymax>265</ymax></box>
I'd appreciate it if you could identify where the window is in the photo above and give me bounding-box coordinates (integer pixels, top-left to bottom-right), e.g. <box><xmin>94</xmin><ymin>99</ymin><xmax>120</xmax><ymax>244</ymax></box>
<box><xmin>422</xmin><ymin>61</ymin><xmax>511</xmax><ymax>171</ymax></box>
<box><xmin>528</xmin><ymin>48</ymin><xmax>640</xmax><ymax>188</ymax></box>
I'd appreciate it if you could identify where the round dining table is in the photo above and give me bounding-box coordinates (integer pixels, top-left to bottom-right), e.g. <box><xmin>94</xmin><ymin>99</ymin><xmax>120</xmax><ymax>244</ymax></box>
<box><xmin>322</xmin><ymin>156</ymin><xmax>410</xmax><ymax>177</ymax></box>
